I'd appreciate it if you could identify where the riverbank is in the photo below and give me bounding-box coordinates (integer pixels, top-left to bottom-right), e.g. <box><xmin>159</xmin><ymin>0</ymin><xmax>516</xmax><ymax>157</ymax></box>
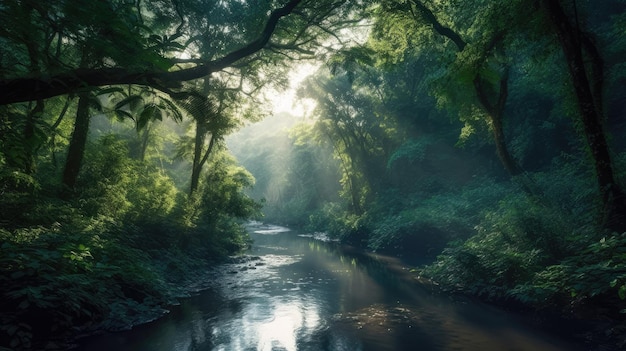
<box><xmin>12</xmin><ymin>221</ymin><xmax>618</xmax><ymax>350</ymax></box>
<box><xmin>73</xmin><ymin>226</ymin><xmax>589</xmax><ymax>350</ymax></box>
<box><xmin>414</xmin><ymin>238</ymin><xmax>626</xmax><ymax>351</ymax></box>
<box><xmin>0</xmin><ymin>217</ymin><xmax>252</xmax><ymax>351</ymax></box>
<box><xmin>334</xmin><ymin>241</ymin><xmax>624</xmax><ymax>350</ymax></box>
<box><xmin>306</xmin><ymin>196</ymin><xmax>626</xmax><ymax>351</ymax></box>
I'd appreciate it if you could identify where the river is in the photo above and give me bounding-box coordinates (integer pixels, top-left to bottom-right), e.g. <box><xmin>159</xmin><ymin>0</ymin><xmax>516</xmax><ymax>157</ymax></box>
<box><xmin>75</xmin><ymin>223</ymin><xmax>586</xmax><ymax>351</ymax></box>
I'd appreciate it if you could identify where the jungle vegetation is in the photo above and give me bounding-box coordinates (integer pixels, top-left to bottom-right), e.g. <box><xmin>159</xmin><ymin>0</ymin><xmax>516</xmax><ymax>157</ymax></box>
<box><xmin>1</xmin><ymin>0</ymin><xmax>626</xmax><ymax>349</ymax></box>
<box><xmin>0</xmin><ymin>0</ymin><xmax>359</xmax><ymax>349</ymax></box>
<box><xmin>229</xmin><ymin>0</ymin><xmax>626</xmax><ymax>346</ymax></box>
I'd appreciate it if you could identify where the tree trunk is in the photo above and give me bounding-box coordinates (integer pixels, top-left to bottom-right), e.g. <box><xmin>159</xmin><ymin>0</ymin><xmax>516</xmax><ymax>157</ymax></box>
<box><xmin>491</xmin><ymin>113</ymin><xmax>522</xmax><ymax>176</ymax></box>
<box><xmin>189</xmin><ymin>123</ymin><xmax>216</xmax><ymax>196</ymax></box>
<box><xmin>473</xmin><ymin>69</ymin><xmax>523</xmax><ymax>177</ymax></box>
<box><xmin>22</xmin><ymin>100</ymin><xmax>44</xmax><ymax>174</ymax></box>
<box><xmin>190</xmin><ymin>122</ymin><xmax>205</xmax><ymax>196</ymax></box>
<box><xmin>542</xmin><ymin>0</ymin><xmax>626</xmax><ymax>231</ymax></box>
<box><xmin>62</xmin><ymin>93</ymin><xmax>90</xmax><ymax>192</ymax></box>
<box><xmin>411</xmin><ymin>0</ymin><xmax>524</xmax><ymax>179</ymax></box>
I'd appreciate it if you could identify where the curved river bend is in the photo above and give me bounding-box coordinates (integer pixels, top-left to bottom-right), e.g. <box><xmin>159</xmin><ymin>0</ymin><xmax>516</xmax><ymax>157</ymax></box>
<box><xmin>77</xmin><ymin>224</ymin><xmax>584</xmax><ymax>351</ymax></box>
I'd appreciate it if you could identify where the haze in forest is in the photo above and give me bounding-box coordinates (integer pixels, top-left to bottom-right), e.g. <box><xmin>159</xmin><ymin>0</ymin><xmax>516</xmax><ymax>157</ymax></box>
<box><xmin>1</xmin><ymin>0</ymin><xmax>626</xmax><ymax>350</ymax></box>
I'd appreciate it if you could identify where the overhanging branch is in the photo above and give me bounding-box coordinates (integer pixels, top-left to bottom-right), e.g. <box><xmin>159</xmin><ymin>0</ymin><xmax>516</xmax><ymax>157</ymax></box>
<box><xmin>0</xmin><ymin>0</ymin><xmax>303</xmax><ymax>105</ymax></box>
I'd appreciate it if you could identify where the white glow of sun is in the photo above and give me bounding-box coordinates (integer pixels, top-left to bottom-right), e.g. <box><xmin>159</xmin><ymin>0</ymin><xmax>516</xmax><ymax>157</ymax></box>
<box><xmin>268</xmin><ymin>63</ymin><xmax>318</xmax><ymax>117</ymax></box>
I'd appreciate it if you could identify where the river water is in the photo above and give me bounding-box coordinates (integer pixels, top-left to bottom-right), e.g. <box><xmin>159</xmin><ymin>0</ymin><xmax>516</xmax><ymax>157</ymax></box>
<box><xmin>76</xmin><ymin>224</ymin><xmax>585</xmax><ymax>351</ymax></box>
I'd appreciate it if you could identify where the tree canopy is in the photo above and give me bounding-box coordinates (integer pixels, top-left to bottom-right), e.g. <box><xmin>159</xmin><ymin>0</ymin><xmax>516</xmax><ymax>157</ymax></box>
<box><xmin>3</xmin><ymin>0</ymin><xmax>626</xmax><ymax>349</ymax></box>
<box><xmin>0</xmin><ymin>0</ymin><xmax>360</xmax><ymax>104</ymax></box>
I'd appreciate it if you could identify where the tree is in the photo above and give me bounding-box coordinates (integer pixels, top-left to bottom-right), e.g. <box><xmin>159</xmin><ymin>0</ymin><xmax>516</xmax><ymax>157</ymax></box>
<box><xmin>2</xmin><ymin>0</ymin><xmax>363</xmax><ymax>193</ymax></box>
<box><xmin>373</xmin><ymin>0</ymin><xmax>525</xmax><ymax>178</ymax></box>
<box><xmin>0</xmin><ymin>0</ymin><xmax>359</xmax><ymax>105</ymax></box>
<box><xmin>540</xmin><ymin>0</ymin><xmax>626</xmax><ymax>231</ymax></box>
<box><xmin>301</xmin><ymin>69</ymin><xmax>398</xmax><ymax>214</ymax></box>
<box><xmin>175</xmin><ymin>82</ymin><xmax>236</xmax><ymax>195</ymax></box>
<box><xmin>61</xmin><ymin>92</ymin><xmax>91</xmax><ymax>190</ymax></box>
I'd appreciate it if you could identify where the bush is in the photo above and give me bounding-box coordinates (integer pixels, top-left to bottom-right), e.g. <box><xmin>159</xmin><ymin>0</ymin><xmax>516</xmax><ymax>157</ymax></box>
<box><xmin>419</xmin><ymin>191</ymin><xmax>579</xmax><ymax>301</ymax></box>
<box><xmin>510</xmin><ymin>233</ymin><xmax>626</xmax><ymax>311</ymax></box>
<box><xmin>306</xmin><ymin>202</ymin><xmax>370</xmax><ymax>246</ymax></box>
<box><xmin>0</xmin><ymin>219</ymin><xmax>170</xmax><ymax>350</ymax></box>
<box><xmin>367</xmin><ymin>177</ymin><xmax>512</xmax><ymax>252</ymax></box>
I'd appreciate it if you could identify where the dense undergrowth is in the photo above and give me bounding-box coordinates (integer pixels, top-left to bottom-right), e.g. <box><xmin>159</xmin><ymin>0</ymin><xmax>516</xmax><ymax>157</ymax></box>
<box><xmin>0</xmin><ymin>135</ymin><xmax>258</xmax><ymax>351</ymax></box>
<box><xmin>304</xmin><ymin>154</ymin><xmax>626</xmax><ymax>345</ymax></box>
<box><xmin>0</xmin><ymin>218</ymin><xmax>249</xmax><ymax>351</ymax></box>
<box><xmin>416</xmin><ymin>157</ymin><xmax>626</xmax><ymax>321</ymax></box>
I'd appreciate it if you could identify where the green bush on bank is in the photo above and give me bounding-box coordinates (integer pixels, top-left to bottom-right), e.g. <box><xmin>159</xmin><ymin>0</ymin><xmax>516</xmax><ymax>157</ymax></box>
<box><xmin>418</xmin><ymin>158</ymin><xmax>626</xmax><ymax>316</ymax></box>
<box><xmin>0</xmin><ymin>206</ymin><xmax>253</xmax><ymax>351</ymax></box>
<box><xmin>0</xmin><ymin>135</ymin><xmax>259</xmax><ymax>350</ymax></box>
<box><xmin>418</xmin><ymin>193</ymin><xmax>575</xmax><ymax>298</ymax></box>
<box><xmin>367</xmin><ymin>178</ymin><xmax>512</xmax><ymax>252</ymax></box>
<box><xmin>306</xmin><ymin>177</ymin><xmax>514</xmax><ymax>255</ymax></box>
<box><xmin>0</xmin><ymin>219</ymin><xmax>166</xmax><ymax>350</ymax></box>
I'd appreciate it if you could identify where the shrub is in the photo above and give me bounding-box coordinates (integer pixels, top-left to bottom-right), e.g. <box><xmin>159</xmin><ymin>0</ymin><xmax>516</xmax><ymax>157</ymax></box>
<box><xmin>367</xmin><ymin>177</ymin><xmax>511</xmax><ymax>252</ymax></box>
<box><xmin>0</xmin><ymin>220</ymin><xmax>168</xmax><ymax>350</ymax></box>
<box><xmin>419</xmin><ymin>191</ymin><xmax>579</xmax><ymax>301</ymax></box>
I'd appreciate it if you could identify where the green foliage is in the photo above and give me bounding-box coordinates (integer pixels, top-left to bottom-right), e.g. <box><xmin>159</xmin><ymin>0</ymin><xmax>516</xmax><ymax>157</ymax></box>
<box><xmin>419</xmin><ymin>194</ymin><xmax>574</xmax><ymax>299</ymax></box>
<box><xmin>0</xmin><ymin>220</ymin><xmax>166</xmax><ymax>350</ymax></box>
<box><xmin>0</xmin><ymin>168</ymin><xmax>39</xmax><ymax>226</ymax></box>
<box><xmin>367</xmin><ymin>178</ymin><xmax>511</xmax><ymax>252</ymax></box>
<box><xmin>76</xmin><ymin>135</ymin><xmax>133</xmax><ymax>218</ymax></box>
<box><xmin>307</xmin><ymin>202</ymin><xmax>370</xmax><ymax>245</ymax></box>
<box><xmin>300</xmin><ymin>68</ymin><xmax>402</xmax><ymax>214</ymax></box>
<box><xmin>509</xmin><ymin>233</ymin><xmax>626</xmax><ymax>311</ymax></box>
<box><xmin>200</xmin><ymin>154</ymin><xmax>261</xmax><ymax>225</ymax></box>
<box><xmin>125</xmin><ymin>165</ymin><xmax>178</xmax><ymax>224</ymax></box>
<box><xmin>0</xmin><ymin>128</ymin><xmax>262</xmax><ymax>350</ymax></box>
<box><xmin>419</xmin><ymin>157</ymin><xmax>626</xmax><ymax>313</ymax></box>
<box><xmin>387</xmin><ymin>137</ymin><xmax>434</xmax><ymax>167</ymax></box>
<box><xmin>73</xmin><ymin>134</ymin><xmax>178</xmax><ymax>223</ymax></box>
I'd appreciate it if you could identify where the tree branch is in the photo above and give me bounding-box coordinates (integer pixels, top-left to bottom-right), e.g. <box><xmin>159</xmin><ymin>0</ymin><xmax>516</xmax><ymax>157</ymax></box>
<box><xmin>0</xmin><ymin>0</ymin><xmax>303</xmax><ymax>106</ymax></box>
<box><xmin>409</xmin><ymin>0</ymin><xmax>467</xmax><ymax>51</ymax></box>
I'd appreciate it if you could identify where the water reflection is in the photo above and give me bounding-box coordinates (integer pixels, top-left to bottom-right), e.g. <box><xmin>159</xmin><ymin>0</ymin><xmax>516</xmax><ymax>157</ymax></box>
<box><xmin>76</xmin><ymin>225</ymin><xmax>583</xmax><ymax>351</ymax></box>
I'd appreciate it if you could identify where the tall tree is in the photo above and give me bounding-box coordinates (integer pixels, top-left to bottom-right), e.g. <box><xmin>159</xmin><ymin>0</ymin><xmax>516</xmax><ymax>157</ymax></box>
<box><xmin>541</xmin><ymin>0</ymin><xmax>626</xmax><ymax>231</ymax></box>
<box><xmin>61</xmin><ymin>92</ymin><xmax>90</xmax><ymax>190</ymax></box>
<box><xmin>174</xmin><ymin>77</ymin><xmax>249</xmax><ymax>195</ymax></box>
<box><xmin>302</xmin><ymin>69</ymin><xmax>398</xmax><ymax>214</ymax></box>
<box><xmin>374</xmin><ymin>0</ymin><xmax>524</xmax><ymax>178</ymax></box>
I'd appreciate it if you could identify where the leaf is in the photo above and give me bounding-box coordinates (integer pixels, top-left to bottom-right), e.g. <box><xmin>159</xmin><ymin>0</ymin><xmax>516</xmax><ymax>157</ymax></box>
<box><xmin>160</xmin><ymin>98</ymin><xmax>183</xmax><ymax>122</ymax></box>
<box><xmin>137</xmin><ymin>104</ymin><xmax>161</xmax><ymax>131</ymax></box>
<box><xmin>96</xmin><ymin>87</ymin><xmax>125</xmax><ymax>96</ymax></box>
<box><xmin>115</xmin><ymin>109</ymin><xmax>134</xmax><ymax>122</ymax></box>
<box><xmin>619</xmin><ymin>285</ymin><xmax>626</xmax><ymax>300</ymax></box>
<box><xmin>114</xmin><ymin>95</ymin><xmax>144</xmax><ymax>111</ymax></box>
<box><xmin>89</xmin><ymin>97</ymin><xmax>104</xmax><ymax>113</ymax></box>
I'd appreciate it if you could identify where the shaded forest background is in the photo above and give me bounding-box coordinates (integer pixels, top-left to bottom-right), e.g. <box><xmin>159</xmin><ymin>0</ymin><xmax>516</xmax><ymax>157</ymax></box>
<box><xmin>1</xmin><ymin>0</ymin><xmax>626</xmax><ymax>349</ymax></box>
